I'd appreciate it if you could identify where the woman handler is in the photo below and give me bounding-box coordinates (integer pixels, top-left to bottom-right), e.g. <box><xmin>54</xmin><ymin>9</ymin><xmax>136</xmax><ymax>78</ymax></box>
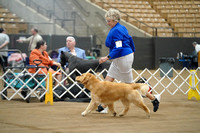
<box><xmin>98</xmin><ymin>9</ymin><xmax>160</xmax><ymax>113</ymax></box>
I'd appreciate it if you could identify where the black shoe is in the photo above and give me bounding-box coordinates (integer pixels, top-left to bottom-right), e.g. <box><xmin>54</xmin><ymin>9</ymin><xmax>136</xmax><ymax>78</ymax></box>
<box><xmin>21</xmin><ymin>91</ymin><xmax>27</xmax><ymax>98</ymax></box>
<box><xmin>152</xmin><ymin>98</ymin><xmax>159</xmax><ymax>112</ymax></box>
<box><xmin>96</xmin><ymin>105</ymin><xmax>104</xmax><ymax>112</ymax></box>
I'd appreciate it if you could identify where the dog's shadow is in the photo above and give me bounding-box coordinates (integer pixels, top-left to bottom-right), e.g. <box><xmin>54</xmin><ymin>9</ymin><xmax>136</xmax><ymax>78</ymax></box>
<box><xmin>85</xmin><ymin>112</ymin><xmax>150</xmax><ymax>119</ymax></box>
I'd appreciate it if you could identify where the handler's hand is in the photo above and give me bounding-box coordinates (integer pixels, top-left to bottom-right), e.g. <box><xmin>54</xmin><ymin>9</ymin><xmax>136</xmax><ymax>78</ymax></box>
<box><xmin>54</xmin><ymin>62</ymin><xmax>61</xmax><ymax>68</ymax></box>
<box><xmin>99</xmin><ymin>56</ymin><xmax>109</xmax><ymax>64</ymax></box>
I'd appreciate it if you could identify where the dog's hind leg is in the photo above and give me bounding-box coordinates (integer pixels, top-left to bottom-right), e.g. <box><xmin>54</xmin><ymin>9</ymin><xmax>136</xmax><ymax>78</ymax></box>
<box><xmin>119</xmin><ymin>99</ymin><xmax>130</xmax><ymax>117</ymax></box>
<box><xmin>107</xmin><ymin>103</ymin><xmax>117</xmax><ymax>117</ymax></box>
<box><xmin>133</xmin><ymin>100</ymin><xmax>150</xmax><ymax>118</ymax></box>
<box><xmin>81</xmin><ymin>100</ymin><xmax>98</xmax><ymax>116</ymax></box>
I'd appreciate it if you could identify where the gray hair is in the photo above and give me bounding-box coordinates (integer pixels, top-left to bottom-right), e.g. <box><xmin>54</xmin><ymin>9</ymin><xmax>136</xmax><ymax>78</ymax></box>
<box><xmin>193</xmin><ymin>41</ymin><xmax>197</xmax><ymax>45</ymax></box>
<box><xmin>105</xmin><ymin>8</ymin><xmax>121</xmax><ymax>22</ymax></box>
<box><xmin>66</xmin><ymin>36</ymin><xmax>76</xmax><ymax>42</ymax></box>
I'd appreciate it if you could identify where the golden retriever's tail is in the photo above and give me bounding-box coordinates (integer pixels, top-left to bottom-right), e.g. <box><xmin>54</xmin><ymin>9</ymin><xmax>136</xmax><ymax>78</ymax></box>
<box><xmin>132</xmin><ymin>83</ymin><xmax>149</xmax><ymax>96</ymax></box>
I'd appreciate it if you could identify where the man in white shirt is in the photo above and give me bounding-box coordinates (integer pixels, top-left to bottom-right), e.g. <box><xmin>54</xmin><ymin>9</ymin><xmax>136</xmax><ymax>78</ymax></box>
<box><xmin>0</xmin><ymin>28</ymin><xmax>10</xmax><ymax>70</ymax></box>
<box><xmin>17</xmin><ymin>28</ymin><xmax>42</xmax><ymax>52</ymax></box>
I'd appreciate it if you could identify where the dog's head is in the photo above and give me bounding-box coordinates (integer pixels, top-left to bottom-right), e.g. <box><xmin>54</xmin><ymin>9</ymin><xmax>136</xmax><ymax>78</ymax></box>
<box><xmin>60</xmin><ymin>51</ymin><xmax>73</xmax><ymax>66</ymax></box>
<box><xmin>76</xmin><ymin>73</ymin><xmax>94</xmax><ymax>86</ymax></box>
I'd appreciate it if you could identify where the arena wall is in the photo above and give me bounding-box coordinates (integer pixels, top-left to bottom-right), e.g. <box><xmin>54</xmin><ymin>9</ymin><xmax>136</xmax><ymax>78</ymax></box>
<box><xmin>8</xmin><ymin>34</ymin><xmax>200</xmax><ymax>69</ymax></box>
<box><xmin>133</xmin><ymin>37</ymin><xmax>200</xmax><ymax>69</ymax></box>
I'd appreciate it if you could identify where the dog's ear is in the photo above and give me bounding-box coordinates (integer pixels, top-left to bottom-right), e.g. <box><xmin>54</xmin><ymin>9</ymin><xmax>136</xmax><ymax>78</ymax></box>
<box><xmin>82</xmin><ymin>73</ymin><xmax>92</xmax><ymax>84</ymax></box>
<box><xmin>60</xmin><ymin>51</ymin><xmax>66</xmax><ymax>66</ymax></box>
<box><xmin>86</xmin><ymin>73</ymin><xmax>93</xmax><ymax>79</ymax></box>
<box><xmin>60</xmin><ymin>51</ymin><xmax>65</xmax><ymax>58</ymax></box>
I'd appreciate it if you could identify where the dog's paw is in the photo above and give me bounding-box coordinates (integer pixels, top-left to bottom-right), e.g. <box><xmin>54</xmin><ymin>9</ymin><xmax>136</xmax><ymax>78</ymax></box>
<box><xmin>146</xmin><ymin>114</ymin><xmax>150</xmax><ymax>119</ymax></box>
<box><xmin>119</xmin><ymin>113</ymin><xmax>124</xmax><ymax>117</ymax></box>
<box><xmin>113</xmin><ymin>112</ymin><xmax>117</xmax><ymax>117</ymax></box>
<box><xmin>81</xmin><ymin>112</ymin><xmax>86</xmax><ymax>116</ymax></box>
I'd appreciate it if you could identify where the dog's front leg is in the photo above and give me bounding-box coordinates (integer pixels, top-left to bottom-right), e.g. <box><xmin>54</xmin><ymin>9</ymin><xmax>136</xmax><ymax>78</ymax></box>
<box><xmin>108</xmin><ymin>103</ymin><xmax>117</xmax><ymax>117</ymax></box>
<box><xmin>81</xmin><ymin>100</ymin><xmax>97</xmax><ymax>116</ymax></box>
<box><xmin>119</xmin><ymin>99</ymin><xmax>130</xmax><ymax>117</ymax></box>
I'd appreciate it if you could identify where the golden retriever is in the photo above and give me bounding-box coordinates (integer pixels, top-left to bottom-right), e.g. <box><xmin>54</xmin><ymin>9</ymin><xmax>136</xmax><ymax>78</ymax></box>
<box><xmin>76</xmin><ymin>73</ymin><xmax>150</xmax><ymax>118</ymax></box>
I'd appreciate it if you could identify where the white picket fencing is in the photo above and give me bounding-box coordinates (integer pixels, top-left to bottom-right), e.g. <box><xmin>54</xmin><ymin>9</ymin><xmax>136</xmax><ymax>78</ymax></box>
<box><xmin>0</xmin><ymin>67</ymin><xmax>200</xmax><ymax>101</ymax></box>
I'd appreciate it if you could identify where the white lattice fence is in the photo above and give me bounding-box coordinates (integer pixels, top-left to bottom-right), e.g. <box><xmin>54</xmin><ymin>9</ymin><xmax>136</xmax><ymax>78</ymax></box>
<box><xmin>0</xmin><ymin>68</ymin><xmax>48</xmax><ymax>101</ymax></box>
<box><xmin>0</xmin><ymin>67</ymin><xmax>200</xmax><ymax>101</ymax></box>
<box><xmin>132</xmin><ymin>67</ymin><xmax>200</xmax><ymax>95</ymax></box>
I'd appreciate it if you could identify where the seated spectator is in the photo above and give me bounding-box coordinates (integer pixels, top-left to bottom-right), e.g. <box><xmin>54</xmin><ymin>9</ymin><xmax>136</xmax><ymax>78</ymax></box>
<box><xmin>57</xmin><ymin>36</ymin><xmax>87</xmax><ymax>68</ymax></box>
<box><xmin>29</xmin><ymin>40</ymin><xmax>62</xmax><ymax>86</ymax></box>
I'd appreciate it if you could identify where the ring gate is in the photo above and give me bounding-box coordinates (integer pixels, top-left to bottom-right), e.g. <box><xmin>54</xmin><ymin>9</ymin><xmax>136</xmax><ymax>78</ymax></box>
<box><xmin>0</xmin><ymin>67</ymin><xmax>200</xmax><ymax>102</ymax></box>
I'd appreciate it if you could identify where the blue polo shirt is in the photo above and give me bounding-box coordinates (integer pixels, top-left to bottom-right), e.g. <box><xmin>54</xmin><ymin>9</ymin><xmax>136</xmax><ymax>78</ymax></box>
<box><xmin>106</xmin><ymin>23</ymin><xmax>135</xmax><ymax>59</ymax></box>
<box><xmin>57</xmin><ymin>47</ymin><xmax>87</xmax><ymax>66</ymax></box>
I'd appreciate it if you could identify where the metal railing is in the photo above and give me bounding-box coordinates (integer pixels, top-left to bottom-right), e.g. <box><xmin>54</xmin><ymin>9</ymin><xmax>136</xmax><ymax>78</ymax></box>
<box><xmin>93</xmin><ymin>0</ymin><xmax>173</xmax><ymax>36</ymax></box>
<box><xmin>21</xmin><ymin>0</ymin><xmax>104</xmax><ymax>44</ymax></box>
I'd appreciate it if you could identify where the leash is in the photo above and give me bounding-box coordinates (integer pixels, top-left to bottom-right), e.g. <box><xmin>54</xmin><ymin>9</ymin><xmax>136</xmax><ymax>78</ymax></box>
<box><xmin>94</xmin><ymin>56</ymin><xmax>110</xmax><ymax>72</ymax></box>
<box><xmin>56</xmin><ymin>65</ymin><xmax>65</xmax><ymax>72</ymax></box>
<box><xmin>94</xmin><ymin>63</ymin><xmax>100</xmax><ymax>72</ymax></box>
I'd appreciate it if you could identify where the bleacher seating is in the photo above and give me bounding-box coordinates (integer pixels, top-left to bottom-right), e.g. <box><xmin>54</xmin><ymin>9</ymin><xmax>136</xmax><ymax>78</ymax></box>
<box><xmin>0</xmin><ymin>5</ymin><xmax>28</xmax><ymax>34</ymax></box>
<box><xmin>90</xmin><ymin>0</ymin><xmax>200</xmax><ymax>37</ymax></box>
<box><xmin>151</xmin><ymin>0</ymin><xmax>200</xmax><ymax>37</ymax></box>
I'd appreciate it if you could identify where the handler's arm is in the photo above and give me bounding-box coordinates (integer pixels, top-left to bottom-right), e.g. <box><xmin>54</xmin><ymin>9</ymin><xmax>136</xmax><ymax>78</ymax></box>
<box><xmin>106</xmin><ymin>29</ymin><xmax>123</xmax><ymax>59</ymax></box>
<box><xmin>99</xmin><ymin>56</ymin><xmax>110</xmax><ymax>64</ymax></box>
<box><xmin>129</xmin><ymin>36</ymin><xmax>135</xmax><ymax>53</ymax></box>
